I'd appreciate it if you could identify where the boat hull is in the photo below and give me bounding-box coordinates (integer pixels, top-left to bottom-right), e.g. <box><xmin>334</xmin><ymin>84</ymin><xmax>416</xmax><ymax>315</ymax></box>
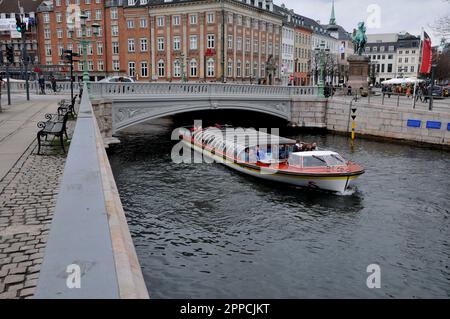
<box><xmin>182</xmin><ymin>139</ymin><xmax>361</xmax><ymax>194</ymax></box>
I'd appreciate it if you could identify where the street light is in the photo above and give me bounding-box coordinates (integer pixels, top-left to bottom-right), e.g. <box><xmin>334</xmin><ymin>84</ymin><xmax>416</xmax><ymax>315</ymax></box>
<box><xmin>75</xmin><ymin>15</ymin><xmax>100</xmax><ymax>83</ymax></box>
<box><xmin>314</xmin><ymin>40</ymin><xmax>330</xmax><ymax>98</ymax></box>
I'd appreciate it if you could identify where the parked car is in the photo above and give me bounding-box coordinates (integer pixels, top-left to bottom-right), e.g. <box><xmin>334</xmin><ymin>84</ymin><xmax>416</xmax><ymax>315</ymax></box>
<box><xmin>428</xmin><ymin>85</ymin><xmax>444</xmax><ymax>99</ymax></box>
<box><xmin>98</xmin><ymin>76</ymin><xmax>135</xmax><ymax>83</ymax></box>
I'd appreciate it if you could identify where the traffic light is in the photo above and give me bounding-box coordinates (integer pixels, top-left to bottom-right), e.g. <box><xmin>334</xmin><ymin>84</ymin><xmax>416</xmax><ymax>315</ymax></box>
<box><xmin>6</xmin><ymin>45</ymin><xmax>14</xmax><ymax>64</ymax></box>
<box><xmin>15</xmin><ymin>14</ymin><xmax>26</xmax><ymax>33</ymax></box>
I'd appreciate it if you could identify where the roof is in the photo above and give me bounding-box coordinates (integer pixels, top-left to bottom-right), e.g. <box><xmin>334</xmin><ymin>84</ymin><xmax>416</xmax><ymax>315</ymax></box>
<box><xmin>292</xmin><ymin>151</ymin><xmax>338</xmax><ymax>157</ymax></box>
<box><xmin>323</xmin><ymin>23</ymin><xmax>352</xmax><ymax>40</ymax></box>
<box><xmin>198</xmin><ymin>127</ymin><xmax>297</xmax><ymax>154</ymax></box>
<box><xmin>0</xmin><ymin>0</ymin><xmax>43</xmax><ymax>13</ymax></box>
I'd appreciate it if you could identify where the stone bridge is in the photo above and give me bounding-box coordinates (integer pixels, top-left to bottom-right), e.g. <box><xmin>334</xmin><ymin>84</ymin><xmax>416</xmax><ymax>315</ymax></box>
<box><xmin>87</xmin><ymin>83</ymin><xmax>327</xmax><ymax>139</ymax></box>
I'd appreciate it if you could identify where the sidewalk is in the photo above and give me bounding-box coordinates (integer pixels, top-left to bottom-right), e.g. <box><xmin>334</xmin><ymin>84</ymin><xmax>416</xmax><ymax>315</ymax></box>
<box><xmin>0</xmin><ymin>93</ymin><xmax>72</xmax><ymax>298</ymax></box>
<box><xmin>0</xmin><ymin>94</ymin><xmax>64</xmax><ymax>182</ymax></box>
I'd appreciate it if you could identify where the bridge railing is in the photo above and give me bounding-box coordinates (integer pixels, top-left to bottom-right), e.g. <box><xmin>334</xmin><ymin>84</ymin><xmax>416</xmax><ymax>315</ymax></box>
<box><xmin>5</xmin><ymin>81</ymin><xmax>80</xmax><ymax>94</ymax></box>
<box><xmin>88</xmin><ymin>82</ymin><xmax>318</xmax><ymax>98</ymax></box>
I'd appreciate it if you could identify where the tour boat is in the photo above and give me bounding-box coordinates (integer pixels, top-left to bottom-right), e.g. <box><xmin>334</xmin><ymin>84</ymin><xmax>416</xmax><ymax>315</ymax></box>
<box><xmin>179</xmin><ymin>126</ymin><xmax>365</xmax><ymax>194</ymax></box>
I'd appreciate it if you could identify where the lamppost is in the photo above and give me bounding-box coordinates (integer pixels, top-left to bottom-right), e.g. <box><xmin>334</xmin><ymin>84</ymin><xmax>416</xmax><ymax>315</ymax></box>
<box><xmin>181</xmin><ymin>53</ymin><xmax>186</xmax><ymax>82</ymax></box>
<box><xmin>314</xmin><ymin>40</ymin><xmax>330</xmax><ymax>98</ymax></box>
<box><xmin>69</xmin><ymin>15</ymin><xmax>100</xmax><ymax>83</ymax></box>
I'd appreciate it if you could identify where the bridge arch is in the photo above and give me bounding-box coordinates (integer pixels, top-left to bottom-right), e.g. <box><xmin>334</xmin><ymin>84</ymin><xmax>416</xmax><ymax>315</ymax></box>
<box><xmin>111</xmin><ymin>98</ymin><xmax>291</xmax><ymax>134</ymax></box>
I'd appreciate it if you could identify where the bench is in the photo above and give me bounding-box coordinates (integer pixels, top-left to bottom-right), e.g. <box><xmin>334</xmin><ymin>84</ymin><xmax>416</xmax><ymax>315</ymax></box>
<box><xmin>37</xmin><ymin>111</ymin><xmax>69</xmax><ymax>155</ymax></box>
<box><xmin>57</xmin><ymin>95</ymin><xmax>78</xmax><ymax>118</ymax></box>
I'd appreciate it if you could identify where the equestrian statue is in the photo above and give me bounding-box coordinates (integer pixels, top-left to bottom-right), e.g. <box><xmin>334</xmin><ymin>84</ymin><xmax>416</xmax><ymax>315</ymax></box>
<box><xmin>352</xmin><ymin>22</ymin><xmax>367</xmax><ymax>56</ymax></box>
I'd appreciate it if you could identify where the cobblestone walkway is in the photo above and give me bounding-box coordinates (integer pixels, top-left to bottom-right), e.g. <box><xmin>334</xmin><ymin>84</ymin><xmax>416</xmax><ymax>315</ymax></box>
<box><xmin>0</xmin><ymin>124</ymin><xmax>73</xmax><ymax>299</ymax></box>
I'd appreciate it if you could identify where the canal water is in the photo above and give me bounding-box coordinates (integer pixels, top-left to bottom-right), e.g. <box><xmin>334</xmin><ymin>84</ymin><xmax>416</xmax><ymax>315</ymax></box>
<box><xmin>108</xmin><ymin>112</ymin><xmax>450</xmax><ymax>299</ymax></box>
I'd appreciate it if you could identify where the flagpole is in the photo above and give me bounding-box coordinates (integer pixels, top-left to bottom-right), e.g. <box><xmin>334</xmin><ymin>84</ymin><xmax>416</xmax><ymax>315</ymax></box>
<box><xmin>412</xmin><ymin>27</ymin><xmax>424</xmax><ymax>109</ymax></box>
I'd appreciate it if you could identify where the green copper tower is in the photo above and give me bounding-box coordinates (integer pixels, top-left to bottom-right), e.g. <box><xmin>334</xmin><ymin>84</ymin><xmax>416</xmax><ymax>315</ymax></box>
<box><xmin>329</xmin><ymin>0</ymin><xmax>336</xmax><ymax>25</ymax></box>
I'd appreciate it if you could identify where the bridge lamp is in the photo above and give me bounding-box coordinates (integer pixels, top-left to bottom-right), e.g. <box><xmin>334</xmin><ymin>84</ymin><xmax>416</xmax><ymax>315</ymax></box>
<box><xmin>315</xmin><ymin>41</ymin><xmax>330</xmax><ymax>98</ymax></box>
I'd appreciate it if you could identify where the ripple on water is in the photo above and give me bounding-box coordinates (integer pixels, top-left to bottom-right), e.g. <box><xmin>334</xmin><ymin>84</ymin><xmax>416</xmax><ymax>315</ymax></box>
<box><xmin>109</xmin><ymin>125</ymin><xmax>450</xmax><ymax>299</ymax></box>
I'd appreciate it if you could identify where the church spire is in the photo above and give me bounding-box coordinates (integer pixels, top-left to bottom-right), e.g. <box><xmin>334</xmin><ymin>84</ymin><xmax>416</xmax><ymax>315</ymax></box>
<box><xmin>329</xmin><ymin>0</ymin><xmax>336</xmax><ymax>25</ymax></box>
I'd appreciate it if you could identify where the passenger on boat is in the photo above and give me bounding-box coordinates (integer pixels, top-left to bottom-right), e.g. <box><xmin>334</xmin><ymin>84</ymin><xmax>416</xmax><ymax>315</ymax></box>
<box><xmin>293</xmin><ymin>141</ymin><xmax>304</xmax><ymax>152</ymax></box>
<box><xmin>303</xmin><ymin>142</ymin><xmax>318</xmax><ymax>151</ymax></box>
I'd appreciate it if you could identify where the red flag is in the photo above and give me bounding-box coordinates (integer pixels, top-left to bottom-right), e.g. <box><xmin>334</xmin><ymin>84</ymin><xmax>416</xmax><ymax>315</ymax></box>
<box><xmin>420</xmin><ymin>31</ymin><xmax>432</xmax><ymax>74</ymax></box>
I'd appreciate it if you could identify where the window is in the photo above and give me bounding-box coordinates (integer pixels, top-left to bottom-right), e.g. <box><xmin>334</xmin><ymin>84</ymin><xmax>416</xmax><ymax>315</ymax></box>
<box><xmin>57</xmin><ymin>29</ymin><xmax>63</xmax><ymax>38</ymax></box>
<box><xmin>128</xmin><ymin>39</ymin><xmax>135</xmax><ymax>52</ymax></box>
<box><xmin>207</xmin><ymin>12</ymin><xmax>215</xmax><ymax>24</ymax></box>
<box><xmin>398</xmin><ymin>58</ymin><xmax>402</xmax><ymax>63</ymax></box>
<box><xmin>157</xmin><ymin>37</ymin><xmax>164</xmax><ymax>51</ymax></box>
<box><xmin>141</xmin><ymin>61</ymin><xmax>148</xmax><ymax>77</ymax></box>
<box><xmin>227</xmin><ymin>14</ymin><xmax>233</xmax><ymax>24</ymax></box>
<box><xmin>236</xmin><ymin>60</ymin><xmax>242</xmax><ymax>77</ymax></box>
<box><xmin>113</xmin><ymin>60</ymin><xmax>120</xmax><ymax>71</ymax></box>
<box><xmin>140</xmin><ymin>18</ymin><xmax>147</xmax><ymax>28</ymax></box>
<box><xmin>190</xmin><ymin>59</ymin><xmax>198</xmax><ymax>77</ymax></box>
<box><xmin>169</xmin><ymin>37</ymin><xmax>179</xmax><ymax>51</ymax></box>
<box><xmin>227</xmin><ymin>60</ymin><xmax>233</xmax><ymax>77</ymax></box>
<box><xmin>190</xmin><ymin>14</ymin><xmax>197</xmax><ymax>25</ymax></box>
<box><xmin>112</xmin><ymin>25</ymin><xmax>119</xmax><ymax>37</ymax></box>
<box><xmin>261</xmin><ymin>63</ymin><xmax>265</xmax><ymax>77</ymax></box>
<box><xmin>245</xmin><ymin>60</ymin><xmax>250</xmax><ymax>77</ymax></box>
<box><xmin>157</xmin><ymin>16</ymin><xmax>165</xmax><ymax>27</ymax></box>
<box><xmin>410</xmin><ymin>66</ymin><xmax>414</xmax><ymax>72</ymax></box>
<box><xmin>140</xmin><ymin>38</ymin><xmax>148</xmax><ymax>52</ymax></box>
<box><xmin>85</xmin><ymin>0</ymin><xmax>91</xmax><ymax>4</ymax></box>
<box><xmin>43</xmin><ymin>13</ymin><xmax>50</xmax><ymax>23</ymax></box>
<box><xmin>56</xmin><ymin>12</ymin><xmax>62</xmax><ymax>23</ymax></box>
<box><xmin>228</xmin><ymin>35</ymin><xmax>233</xmax><ymax>49</ymax></box>
<box><xmin>85</xmin><ymin>10</ymin><xmax>91</xmax><ymax>21</ymax></box>
<box><xmin>87</xmin><ymin>43</ymin><xmax>93</xmax><ymax>55</ymax></box>
<box><xmin>140</xmin><ymin>0</ymin><xmax>148</xmax><ymax>4</ymax></box>
<box><xmin>97</xmin><ymin>42</ymin><xmax>103</xmax><ymax>55</ymax></box>
<box><xmin>88</xmin><ymin>61</ymin><xmax>94</xmax><ymax>71</ymax></box>
<box><xmin>128</xmin><ymin>62</ymin><xmax>136</xmax><ymax>77</ymax></box>
<box><xmin>207</xmin><ymin>59</ymin><xmax>215</xmax><ymax>77</ymax></box>
<box><xmin>173</xmin><ymin>60</ymin><xmax>181</xmax><ymax>77</ymax></box>
<box><xmin>387</xmin><ymin>64</ymin><xmax>392</xmax><ymax>73</ymax></box>
<box><xmin>111</xmin><ymin>8</ymin><xmax>118</xmax><ymax>20</ymax></box>
<box><xmin>112</xmin><ymin>42</ymin><xmax>119</xmax><ymax>55</ymax></box>
<box><xmin>127</xmin><ymin>20</ymin><xmax>135</xmax><ymax>28</ymax></box>
<box><xmin>253</xmin><ymin>62</ymin><xmax>258</xmax><ymax>77</ymax></box>
<box><xmin>158</xmin><ymin>60</ymin><xmax>165</xmax><ymax>77</ymax></box>
<box><xmin>190</xmin><ymin>35</ymin><xmax>198</xmax><ymax>50</ymax></box>
<box><xmin>207</xmin><ymin>35</ymin><xmax>215</xmax><ymax>49</ymax></box>
<box><xmin>128</xmin><ymin>0</ymin><xmax>135</xmax><ymax>5</ymax></box>
<box><xmin>254</xmin><ymin>40</ymin><xmax>258</xmax><ymax>53</ymax></box>
<box><xmin>388</xmin><ymin>54</ymin><xmax>393</xmax><ymax>60</ymax></box>
<box><xmin>45</xmin><ymin>45</ymin><xmax>52</xmax><ymax>56</ymax></box>
<box><xmin>78</xmin><ymin>62</ymin><xmax>84</xmax><ymax>71</ymax></box>
<box><xmin>95</xmin><ymin>9</ymin><xmax>102</xmax><ymax>20</ymax></box>
<box><xmin>173</xmin><ymin>15</ymin><xmax>180</xmax><ymax>26</ymax></box>
<box><xmin>246</xmin><ymin>39</ymin><xmax>251</xmax><ymax>52</ymax></box>
<box><xmin>58</xmin><ymin>45</ymin><xmax>64</xmax><ymax>57</ymax></box>
<box><xmin>236</xmin><ymin>37</ymin><xmax>242</xmax><ymax>51</ymax></box>
<box><xmin>44</xmin><ymin>29</ymin><xmax>50</xmax><ymax>39</ymax></box>
<box><xmin>405</xmin><ymin>57</ymin><xmax>409</xmax><ymax>63</ymax></box>
<box><xmin>56</xmin><ymin>0</ymin><xmax>61</xmax><ymax>6</ymax></box>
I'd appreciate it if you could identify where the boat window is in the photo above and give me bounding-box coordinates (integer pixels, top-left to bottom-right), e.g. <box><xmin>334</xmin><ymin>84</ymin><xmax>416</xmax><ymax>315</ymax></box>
<box><xmin>303</xmin><ymin>156</ymin><xmax>328</xmax><ymax>168</ymax></box>
<box><xmin>288</xmin><ymin>155</ymin><xmax>302</xmax><ymax>167</ymax></box>
<box><xmin>323</xmin><ymin>154</ymin><xmax>346</xmax><ymax>166</ymax></box>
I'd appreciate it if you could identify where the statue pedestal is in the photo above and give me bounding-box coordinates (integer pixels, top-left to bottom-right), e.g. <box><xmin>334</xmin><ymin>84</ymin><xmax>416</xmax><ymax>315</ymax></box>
<box><xmin>347</xmin><ymin>55</ymin><xmax>370</xmax><ymax>95</ymax></box>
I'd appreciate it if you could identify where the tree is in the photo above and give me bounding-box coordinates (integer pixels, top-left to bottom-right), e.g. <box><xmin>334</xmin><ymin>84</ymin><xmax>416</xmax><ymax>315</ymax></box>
<box><xmin>432</xmin><ymin>0</ymin><xmax>450</xmax><ymax>40</ymax></box>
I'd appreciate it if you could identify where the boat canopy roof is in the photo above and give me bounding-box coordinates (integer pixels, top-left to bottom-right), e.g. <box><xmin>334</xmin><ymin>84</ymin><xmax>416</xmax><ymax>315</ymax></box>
<box><xmin>292</xmin><ymin>151</ymin><xmax>339</xmax><ymax>157</ymax></box>
<box><xmin>195</xmin><ymin>127</ymin><xmax>297</xmax><ymax>154</ymax></box>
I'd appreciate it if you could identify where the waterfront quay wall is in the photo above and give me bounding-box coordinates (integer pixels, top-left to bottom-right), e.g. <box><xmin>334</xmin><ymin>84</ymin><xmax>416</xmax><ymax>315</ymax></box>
<box><xmin>35</xmin><ymin>85</ymin><xmax>149</xmax><ymax>299</ymax></box>
<box><xmin>326</xmin><ymin>98</ymin><xmax>450</xmax><ymax>147</ymax></box>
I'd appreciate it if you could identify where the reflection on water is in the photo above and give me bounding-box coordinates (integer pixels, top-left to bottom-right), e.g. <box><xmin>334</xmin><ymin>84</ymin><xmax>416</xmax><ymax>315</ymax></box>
<box><xmin>109</xmin><ymin>117</ymin><xmax>450</xmax><ymax>299</ymax></box>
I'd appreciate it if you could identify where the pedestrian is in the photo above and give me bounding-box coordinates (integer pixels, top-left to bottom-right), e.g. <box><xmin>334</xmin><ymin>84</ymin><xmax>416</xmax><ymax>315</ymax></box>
<box><xmin>347</xmin><ymin>85</ymin><xmax>352</xmax><ymax>96</ymax></box>
<box><xmin>38</xmin><ymin>75</ymin><xmax>46</xmax><ymax>95</ymax></box>
<box><xmin>51</xmin><ymin>75</ymin><xmax>57</xmax><ymax>93</ymax></box>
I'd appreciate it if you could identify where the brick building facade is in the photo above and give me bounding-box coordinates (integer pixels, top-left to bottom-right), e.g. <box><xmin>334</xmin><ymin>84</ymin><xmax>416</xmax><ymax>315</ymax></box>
<box><xmin>35</xmin><ymin>0</ymin><xmax>282</xmax><ymax>82</ymax></box>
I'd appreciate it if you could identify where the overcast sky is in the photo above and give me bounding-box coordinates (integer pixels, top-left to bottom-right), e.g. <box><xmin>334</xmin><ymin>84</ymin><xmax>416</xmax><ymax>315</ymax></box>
<box><xmin>282</xmin><ymin>0</ymin><xmax>449</xmax><ymax>44</ymax></box>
